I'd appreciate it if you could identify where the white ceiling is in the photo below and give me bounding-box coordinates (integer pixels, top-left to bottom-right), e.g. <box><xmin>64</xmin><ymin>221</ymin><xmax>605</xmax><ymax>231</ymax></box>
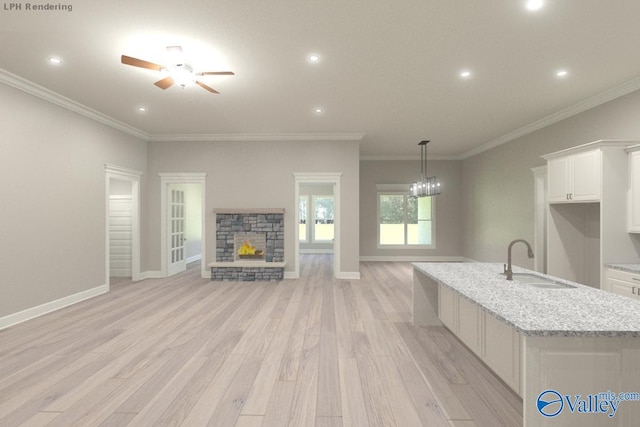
<box><xmin>2</xmin><ymin>0</ymin><xmax>640</xmax><ymax>157</ymax></box>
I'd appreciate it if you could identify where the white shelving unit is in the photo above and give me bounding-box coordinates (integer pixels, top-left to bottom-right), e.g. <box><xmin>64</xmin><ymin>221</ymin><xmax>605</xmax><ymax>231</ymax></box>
<box><xmin>542</xmin><ymin>140</ymin><xmax>640</xmax><ymax>288</ymax></box>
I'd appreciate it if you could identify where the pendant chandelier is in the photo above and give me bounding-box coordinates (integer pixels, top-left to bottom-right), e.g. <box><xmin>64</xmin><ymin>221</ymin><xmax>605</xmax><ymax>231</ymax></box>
<box><xmin>410</xmin><ymin>140</ymin><xmax>441</xmax><ymax>197</ymax></box>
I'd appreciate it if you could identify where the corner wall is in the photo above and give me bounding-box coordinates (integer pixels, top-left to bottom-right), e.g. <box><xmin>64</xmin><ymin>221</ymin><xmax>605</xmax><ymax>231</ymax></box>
<box><xmin>461</xmin><ymin>89</ymin><xmax>640</xmax><ymax>269</ymax></box>
<box><xmin>0</xmin><ymin>83</ymin><xmax>147</xmax><ymax>322</ymax></box>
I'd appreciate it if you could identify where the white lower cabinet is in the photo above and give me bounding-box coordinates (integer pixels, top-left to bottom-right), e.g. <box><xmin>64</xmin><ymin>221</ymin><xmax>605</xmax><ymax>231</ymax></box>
<box><xmin>484</xmin><ymin>312</ymin><xmax>521</xmax><ymax>394</ymax></box>
<box><xmin>438</xmin><ymin>284</ymin><xmax>522</xmax><ymax>396</ymax></box>
<box><xmin>458</xmin><ymin>296</ymin><xmax>483</xmax><ymax>357</ymax></box>
<box><xmin>605</xmin><ymin>268</ymin><xmax>640</xmax><ymax>300</ymax></box>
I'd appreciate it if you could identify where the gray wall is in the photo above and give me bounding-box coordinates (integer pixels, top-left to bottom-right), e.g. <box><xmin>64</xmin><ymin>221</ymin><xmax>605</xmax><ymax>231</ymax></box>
<box><xmin>359</xmin><ymin>159</ymin><xmax>463</xmax><ymax>259</ymax></box>
<box><xmin>0</xmin><ymin>83</ymin><xmax>148</xmax><ymax>319</ymax></box>
<box><xmin>145</xmin><ymin>139</ymin><xmax>360</xmax><ymax>275</ymax></box>
<box><xmin>462</xmin><ymin>89</ymin><xmax>640</xmax><ymax>269</ymax></box>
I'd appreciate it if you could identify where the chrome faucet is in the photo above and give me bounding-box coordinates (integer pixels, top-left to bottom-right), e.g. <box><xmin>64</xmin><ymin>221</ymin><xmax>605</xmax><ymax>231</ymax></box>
<box><xmin>504</xmin><ymin>239</ymin><xmax>534</xmax><ymax>280</ymax></box>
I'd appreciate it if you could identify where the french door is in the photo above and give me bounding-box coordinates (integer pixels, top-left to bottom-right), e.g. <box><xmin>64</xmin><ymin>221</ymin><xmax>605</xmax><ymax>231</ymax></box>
<box><xmin>167</xmin><ymin>188</ymin><xmax>186</xmax><ymax>276</ymax></box>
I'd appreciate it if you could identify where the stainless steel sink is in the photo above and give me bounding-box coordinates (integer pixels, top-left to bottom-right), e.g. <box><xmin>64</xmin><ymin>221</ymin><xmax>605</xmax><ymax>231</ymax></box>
<box><xmin>500</xmin><ymin>273</ymin><xmax>577</xmax><ymax>289</ymax></box>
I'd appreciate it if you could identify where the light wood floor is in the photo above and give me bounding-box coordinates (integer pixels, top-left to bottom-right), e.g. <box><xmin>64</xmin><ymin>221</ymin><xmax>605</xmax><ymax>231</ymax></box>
<box><xmin>0</xmin><ymin>255</ymin><xmax>522</xmax><ymax>426</ymax></box>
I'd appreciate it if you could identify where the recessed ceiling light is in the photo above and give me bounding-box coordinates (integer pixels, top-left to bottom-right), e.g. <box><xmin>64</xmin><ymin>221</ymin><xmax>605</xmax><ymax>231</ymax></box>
<box><xmin>556</xmin><ymin>69</ymin><xmax>569</xmax><ymax>78</ymax></box>
<box><xmin>137</xmin><ymin>106</ymin><xmax>147</xmax><ymax>112</ymax></box>
<box><xmin>313</xmin><ymin>107</ymin><xmax>323</xmax><ymax>114</ymax></box>
<box><xmin>526</xmin><ymin>0</ymin><xmax>544</xmax><ymax>11</ymax></box>
<box><xmin>308</xmin><ymin>54</ymin><xmax>320</xmax><ymax>63</ymax></box>
<box><xmin>460</xmin><ymin>70</ymin><xmax>472</xmax><ymax>78</ymax></box>
<box><xmin>48</xmin><ymin>57</ymin><xmax>62</xmax><ymax>65</ymax></box>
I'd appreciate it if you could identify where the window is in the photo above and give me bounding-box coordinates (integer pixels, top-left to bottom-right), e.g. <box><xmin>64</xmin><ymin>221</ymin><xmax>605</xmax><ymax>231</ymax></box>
<box><xmin>299</xmin><ymin>196</ymin><xmax>308</xmax><ymax>242</ymax></box>
<box><xmin>299</xmin><ymin>194</ymin><xmax>334</xmax><ymax>243</ymax></box>
<box><xmin>377</xmin><ymin>186</ymin><xmax>434</xmax><ymax>248</ymax></box>
<box><xmin>313</xmin><ymin>195</ymin><xmax>334</xmax><ymax>242</ymax></box>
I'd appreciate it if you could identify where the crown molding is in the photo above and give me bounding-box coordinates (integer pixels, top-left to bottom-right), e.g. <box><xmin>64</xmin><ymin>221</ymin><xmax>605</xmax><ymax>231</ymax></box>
<box><xmin>0</xmin><ymin>67</ymin><xmax>149</xmax><ymax>141</ymax></box>
<box><xmin>460</xmin><ymin>75</ymin><xmax>640</xmax><ymax>159</ymax></box>
<box><xmin>148</xmin><ymin>132</ymin><xmax>366</xmax><ymax>142</ymax></box>
<box><xmin>360</xmin><ymin>154</ymin><xmax>463</xmax><ymax>161</ymax></box>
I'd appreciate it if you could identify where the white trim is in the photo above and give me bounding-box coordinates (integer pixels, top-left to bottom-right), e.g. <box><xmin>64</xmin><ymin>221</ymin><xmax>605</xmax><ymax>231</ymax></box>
<box><xmin>361</xmin><ymin>153</ymin><xmax>463</xmax><ymax>161</ymax></box>
<box><xmin>293</xmin><ymin>173</ymin><xmax>343</xmax><ymax>279</ymax></box>
<box><xmin>283</xmin><ymin>271</ymin><xmax>298</xmax><ymax>279</ymax></box>
<box><xmin>532</xmin><ymin>165</ymin><xmax>548</xmax><ymax>273</ymax></box>
<box><xmin>140</xmin><ymin>271</ymin><xmax>164</xmax><ymax>280</ymax></box>
<box><xmin>160</xmin><ymin>173</ymin><xmax>207</xmax><ymax>279</ymax></box>
<box><xmin>360</xmin><ymin>256</ymin><xmax>466</xmax><ymax>262</ymax></box>
<box><xmin>105</xmin><ymin>164</ymin><xmax>142</xmax><ymax>285</ymax></box>
<box><xmin>150</xmin><ymin>133</ymin><xmax>366</xmax><ymax>142</ymax></box>
<box><xmin>300</xmin><ymin>249</ymin><xmax>333</xmax><ymax>254</ymax></box>
<box><xmin>0</xmin><ymin>68</ymin><xmax>149</xmax><ymax>140</ymax></box>
<box><xmin>336</xmin><ymin>271</ymin><xmax>361</xmax><ymax>280</ymax></box>
<box><xmin>0</xmin><ymin>284</ymin><xmax>108</xmax><ymax>330</ymax></box>
<box><xmin>186</xmin><ymin>254</ymin><xmax>202</xmax><ymax>264</ymax></box>
<box><xmin>460</xmin><ymin>77</ymin><xmax>640</xmax><ymax>159</ymax></box>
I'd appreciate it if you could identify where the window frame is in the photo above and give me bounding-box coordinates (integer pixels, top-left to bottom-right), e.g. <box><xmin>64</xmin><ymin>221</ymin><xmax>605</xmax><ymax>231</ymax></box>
<box><xmin>299</xmin><ymin>195</ymin><xmax>309</xmax><ymax>243</ymax></box>
<box><xmin>376</xmin><ymin>184</ymin><xmax>436</xmax><ymax>249</ymax></box>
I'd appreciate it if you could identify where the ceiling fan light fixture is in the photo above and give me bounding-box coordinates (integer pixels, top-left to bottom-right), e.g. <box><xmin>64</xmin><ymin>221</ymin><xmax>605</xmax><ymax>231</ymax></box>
<box><xmin>171</xmin><ymin>63</ymin><xmax>196</xmax><ymax>87</ymax></box>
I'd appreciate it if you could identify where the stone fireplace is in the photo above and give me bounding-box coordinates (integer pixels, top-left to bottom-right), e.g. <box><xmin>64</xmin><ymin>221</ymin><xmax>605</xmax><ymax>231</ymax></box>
<box><xmin>209</xmin><ymin>209</ymin><xmax>285</xmax><ymax>281</ymax></box>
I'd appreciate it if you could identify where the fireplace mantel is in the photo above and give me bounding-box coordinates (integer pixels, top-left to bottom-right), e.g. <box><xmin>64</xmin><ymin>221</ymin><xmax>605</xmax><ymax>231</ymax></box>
<box><xmin>213</xmin><ymin>208</ymin><xmax>285</xmax><ymax>214</ymax></box>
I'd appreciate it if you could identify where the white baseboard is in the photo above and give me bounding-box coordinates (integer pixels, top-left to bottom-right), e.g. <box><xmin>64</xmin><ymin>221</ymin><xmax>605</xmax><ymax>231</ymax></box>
<box><xmin>283</xmin><ymin>271</ymin><xmax>298</xmax><ymax>279</ymax></box>
<box><xmin>140</xmin><ymin>271</ymin><xmax>164</xmax><ymax>279</ymax></box>
<box><xmin>336</xmin><ymin>271</ymin><xmax>361</xmax><ymax>280</ymax></box>
<box><xmin>186</xmin><ymin>254</ymin><xmax>202</xmax><ymax>264</ymax></box>
<box><xmin>359</xmin><ymin>256</ymin><xmax>466</xmax><ymax>262</ymax></box>
<box><xmin>0</xmin><ymin>284</ymin><xmax>109</xmax><ymax>331</ymax></box>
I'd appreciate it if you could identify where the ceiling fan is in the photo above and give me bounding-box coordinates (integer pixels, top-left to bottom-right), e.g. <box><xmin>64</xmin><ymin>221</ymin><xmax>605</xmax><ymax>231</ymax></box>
<box><xmin>121</xmin><ymin>45</ymin><xmax>234</xmax><ymax>94</ymax></box>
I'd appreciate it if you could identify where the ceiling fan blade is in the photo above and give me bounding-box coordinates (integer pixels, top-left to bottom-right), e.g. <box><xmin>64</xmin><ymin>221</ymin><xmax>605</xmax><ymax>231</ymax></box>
<box><xmin>196</xmin><ymin>71</ymin><xmax>235</xmax><ymax>76</ymax></box>
<box><xmin>196</xmin><ymin>81</ymin><xmax>220</xmax><ymax>94</ymax></box>
<box><xmin>121</xmin><ymin>55</ymin><xmax>164</xmax><ymax>71</ymax></box>
<box><xmin>154</xmin><ymin>77</ymin><xmax>175</xmax><ymax>89</ymax></box>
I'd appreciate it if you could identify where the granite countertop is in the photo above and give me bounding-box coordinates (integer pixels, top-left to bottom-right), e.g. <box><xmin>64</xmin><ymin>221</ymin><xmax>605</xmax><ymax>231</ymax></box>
<box><xmin>413</xmin><ymin>262</ymin><xmax>640</xmax><ymax>338</ymax></box>
<box><xmin>605</xmin><ymin>264</ymin><xmax>640</xmax><ymax>275</ymax></box>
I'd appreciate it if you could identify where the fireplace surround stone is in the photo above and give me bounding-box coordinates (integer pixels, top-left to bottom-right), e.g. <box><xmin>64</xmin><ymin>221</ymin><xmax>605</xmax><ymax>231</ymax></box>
<box><xmin>210</xmin><ymin>209</ymin><xmax>285</xmax><ymax>281</ymax></box>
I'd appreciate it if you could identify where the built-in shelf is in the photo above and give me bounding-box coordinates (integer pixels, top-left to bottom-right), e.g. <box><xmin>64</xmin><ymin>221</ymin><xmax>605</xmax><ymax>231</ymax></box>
<box><xmin>212</xmin><ymin>208</ymin><xmax>285</xmax><ymax>214</ymax></box>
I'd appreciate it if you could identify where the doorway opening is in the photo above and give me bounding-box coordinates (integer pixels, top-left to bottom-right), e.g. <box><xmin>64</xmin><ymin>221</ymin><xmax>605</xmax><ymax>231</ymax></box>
<box><xmin>105</xmin><ymin>164</ymin><xmax>142</xmax><ymax>288</ymax></box>
<box><xmin>160</xmin><ymin>173</ymin><xmax>206</xmax><ymax>279</ymax></box>
<box><xmin>293</xmin><ymin>173</ymin><xmax>341</xmax><ymax>278</ymax></box>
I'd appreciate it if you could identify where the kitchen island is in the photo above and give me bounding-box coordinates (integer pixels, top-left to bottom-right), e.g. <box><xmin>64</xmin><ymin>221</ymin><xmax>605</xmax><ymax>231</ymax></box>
<box><xmin>413</xmin><ymin>262</ymin><xmax>640</xmax><ymax>427</ymax></box>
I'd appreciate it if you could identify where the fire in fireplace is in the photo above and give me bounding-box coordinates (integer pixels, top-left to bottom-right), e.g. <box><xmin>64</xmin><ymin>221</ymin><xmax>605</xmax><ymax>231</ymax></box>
<box><xmin>234</xmin><ymin>232</ymin><xmax>266</xmax><ymax>261</ymax></box>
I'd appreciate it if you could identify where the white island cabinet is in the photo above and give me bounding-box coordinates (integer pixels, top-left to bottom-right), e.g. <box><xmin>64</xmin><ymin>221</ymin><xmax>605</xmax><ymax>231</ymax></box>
<box><xmin>413</xmin><ymin>262</ymin><xmax>640</xmax><ymax>427</ymax></box>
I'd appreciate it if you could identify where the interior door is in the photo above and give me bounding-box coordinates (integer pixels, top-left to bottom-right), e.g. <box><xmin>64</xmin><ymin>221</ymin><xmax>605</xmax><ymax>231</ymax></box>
<box><xmin>168</xmin><ymin>187</ymin><xmax>186</xmax><ymax>276</ymax></box>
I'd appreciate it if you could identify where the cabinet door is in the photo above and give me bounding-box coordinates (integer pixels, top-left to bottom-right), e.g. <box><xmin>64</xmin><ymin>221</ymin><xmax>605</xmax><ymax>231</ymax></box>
<box><xmin>608</xmin><ymin>278</ymin><xmax>640</xmax><ymax>300</ymax></box>
<box><xmin>629</xmin><ymin>151</ymin><xmax>640</xmax><ymax>232</ymax></box>
<box><xmin>438</xmin><ymin>284</ymin><xmax>457</xmax><ymax>331</ymax></box>
<box><xmin>571</xmin><ymin>149</ymin><xmax>601</xmax><ymax>201</ymax></box>
<box><xmin>458</xmin><ymin>296</ymin><xmax>482</xmax><ymax>356</ymax></box>
<box><xmin>484</xmin><ymin>312</ymin><xmax>521</xmax><ymax>395</ymax></box>
<box><xmin>548</xmin><ymin>157</ymin><xmax>570</xmax><ymax>202</ymax></box>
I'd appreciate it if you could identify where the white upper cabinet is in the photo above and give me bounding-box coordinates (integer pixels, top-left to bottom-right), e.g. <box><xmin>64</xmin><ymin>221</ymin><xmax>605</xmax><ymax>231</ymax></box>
<box><xmin>628</xmin><ymin>146</ymin><xmax>640</xmax><ymax>232</ymax></box>
<box><xmin>547</xmin><ymin>149</ymin><xmax>601</xmax><ymax>203</ymax></box>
